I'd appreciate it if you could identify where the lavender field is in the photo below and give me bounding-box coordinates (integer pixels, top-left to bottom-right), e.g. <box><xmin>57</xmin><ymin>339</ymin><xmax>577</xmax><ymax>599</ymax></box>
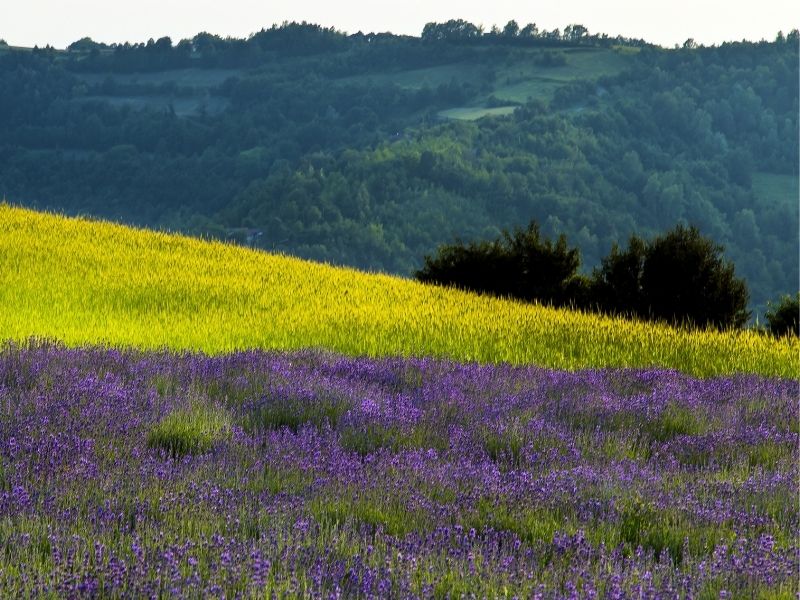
<box><xmin>0</xmin><ymin>342</ymin><xmax>797</xmax><ymax>598</ymax></box>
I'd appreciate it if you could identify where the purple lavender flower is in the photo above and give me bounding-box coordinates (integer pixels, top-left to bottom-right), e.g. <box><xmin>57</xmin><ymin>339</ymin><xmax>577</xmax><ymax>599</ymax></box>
<box><xmin>0</xmin><ymin>343</ymin><xmax>795</xmax><ymax>597</ymax></box>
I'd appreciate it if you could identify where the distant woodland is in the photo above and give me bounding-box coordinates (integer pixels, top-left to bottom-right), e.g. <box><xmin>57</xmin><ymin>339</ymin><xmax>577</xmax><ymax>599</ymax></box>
<box><xmin>0</xmin><ymin>22</ymin><xmax>797</xmax><ymax>314</ymax></box>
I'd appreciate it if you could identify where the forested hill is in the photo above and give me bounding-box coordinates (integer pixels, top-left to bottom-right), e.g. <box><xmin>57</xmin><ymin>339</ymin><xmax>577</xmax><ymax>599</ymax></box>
<box><xmin>0</xmin><ymin>23</ymin><xmax>797</xmax><ymax>313</ymax></box>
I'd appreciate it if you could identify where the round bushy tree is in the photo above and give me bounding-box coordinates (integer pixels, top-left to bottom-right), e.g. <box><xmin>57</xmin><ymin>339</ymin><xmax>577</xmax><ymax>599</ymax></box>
<box><xmin>640</xmin><ymin>225</ymin><xmax>750</xmax><ymax>329</ymax></box>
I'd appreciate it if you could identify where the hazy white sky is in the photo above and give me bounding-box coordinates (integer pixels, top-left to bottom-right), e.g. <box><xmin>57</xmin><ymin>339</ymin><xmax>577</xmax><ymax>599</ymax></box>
<box><xmin>1</xmin><ymin>0</ymin><xmax>798</xmax><ymax>49</ymax></box>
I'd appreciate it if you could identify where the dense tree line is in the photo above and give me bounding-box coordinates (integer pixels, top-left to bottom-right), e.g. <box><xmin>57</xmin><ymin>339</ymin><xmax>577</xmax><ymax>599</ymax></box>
<box><xmin>416</xmin><ymin>222</ymin><xmax>751</xmax><ymax>330</ymax></box>
<box><xmin>0</xmin><ymin>24</ymin><xmax>796</xmax><ymax>318</ymax></box>
<box><xmin>61</xmin><ymin>19</ymin><xmax>647</xmax><ymax>75</ymax></box>
<box><xmin>420</xmin><ymin>19</ymin><xmax>648</xmax><ymax>48</ymax></box>
<box><xmin>415</xmin><ymin>222</ymin><xmax>584</xmax><ymax>308</ymax></box>
<box><xmin>63</xmin><ymin>22</ymin><xmax>535</xmax><ymax>74</ymax></box>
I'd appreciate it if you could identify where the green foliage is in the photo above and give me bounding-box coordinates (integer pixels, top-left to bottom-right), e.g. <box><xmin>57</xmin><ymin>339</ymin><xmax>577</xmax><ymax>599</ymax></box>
<box><xmin>339</xmin><ymin>423</ymin><xmax>449</xmax><ymax>456</ymax></box>
<box><xmin>151</xmin><ymin>374</ymin><xmax>177</xmax><ymax>397</ymax></box>
<box><xmin>747</xmin><ymin>441</ymin><xmax>790</xmax><ymax>470</ymax></box>
<box><xmin>310</xmin><ymin>495</ymin><xmax>429</xmax><ymax>537</ymax></box>
<box><xmin>67</xmin><ymin>37</ymin><xmax>108</xmax><ymax>53</ymax></box>
<box><xmin>339</xmin><ymin>424</ymin><xmax>399</xmax><ymax>455</ymax></box>
<box><xmin>480</xmin><ymin>428</ymin><xmax>526</xmax><ymax>468</ymax></box>
<box><xmin>0</xmin><ymin>27</ymin><xmax>796</xmax><ymax>316</ymax></box>
<box><xmin>418</xmin><ymin>222</ymin><xmax>751</xmax><ymax>330</ymax></box>
<box><xmin>0</xmin><ymin>460</ymin><xmax>8</xmax><ymax>491</ymax></box>
<box><xmin>416</xmin><ymin>221</ymin><xmax>582</xmax><ymax>307</ymax></box>
<box><xmin>469</xmin><ymin>499</ymin><xmax>566</xmax><ymax>547</ymax></box>
<box><xmin>592</xmin><ymin>236</ymin><xmax>647</xmax><ymax>317</ymax></box>
<box><xmin>764</xmin><ymin>293</ymin><xmax>799</xmax><ymax>338</ymax></box>
<box><xmin>643</xmin><ymin>404</ymin><xmax>707</xmax><ymax>443</ymax></box>
<box><xmin>593</xmin><ymin>225</ymin><xmax>751</xmax><ymax>329</ymax></box>
<box><xmin>242</xmin><ymin>396</ymin><xmax>350</xmax><ymax>433</ymax></box>
<box><xmin>617</xmin><ymin>501</ymin><xmax>736</xmax><ymax>564</ymax></box>
<box><xmin>256</xmin><ymin>466</ymin><xmax>312</xmax><ymax>495</ymax></box>
<box><xmin>147</xmin><ymin>404</ymin><xmax>231</xmax><ymax>457</ymax></box>
<box><xmin>535</xmin><ymin>51</ymin><xmax>568</xmax><ymax>67</ymax></box>
<box><xmin>641</xmin><ymin>225</ymin><xmax>750</xmax><ymax>329</ymax></box>
<box><xmin>618</xmin><ymin>501</ymin><xmax>685</xmax><ymax>563</ymax></box>
<box><xmin>431</xmin><ymin>573</ymin><xmax>483</xmax><ymax>599</ymax></box>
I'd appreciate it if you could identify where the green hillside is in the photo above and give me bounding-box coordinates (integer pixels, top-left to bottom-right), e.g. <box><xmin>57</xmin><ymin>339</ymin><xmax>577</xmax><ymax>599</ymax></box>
<box><xmin>0</xmin><ymin>24</ymin><xmax>797</xmax><ymax>315</ymax></box>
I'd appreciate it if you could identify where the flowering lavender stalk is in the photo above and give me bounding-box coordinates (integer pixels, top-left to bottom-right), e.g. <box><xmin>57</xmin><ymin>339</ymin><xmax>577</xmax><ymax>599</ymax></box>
<box><xmin>0</xmin><ymin>341</ymin><xmax>796</xmax><ymax>597</ymax></box>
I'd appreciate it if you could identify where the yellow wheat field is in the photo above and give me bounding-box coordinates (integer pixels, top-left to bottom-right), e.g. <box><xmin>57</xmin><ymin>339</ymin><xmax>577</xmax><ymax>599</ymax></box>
<box><xmin>0</xmin><ymin>204</ymin><xmax>796</xmax><ymax>377</ymax></box>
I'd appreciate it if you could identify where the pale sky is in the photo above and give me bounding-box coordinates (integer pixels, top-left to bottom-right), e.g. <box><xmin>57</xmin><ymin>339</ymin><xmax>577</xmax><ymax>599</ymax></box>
<box><xmin>1</xmin><ymin>0</ymin><xmax>798</xmax><ymax>50</ymax></box>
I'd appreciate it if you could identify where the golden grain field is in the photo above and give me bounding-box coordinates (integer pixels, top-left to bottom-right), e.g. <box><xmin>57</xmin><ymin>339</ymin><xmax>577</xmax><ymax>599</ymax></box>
<box><xmin>0</xmin><ymin>204</ymin><xmax>796</xmax><ymax>377</ymax></box>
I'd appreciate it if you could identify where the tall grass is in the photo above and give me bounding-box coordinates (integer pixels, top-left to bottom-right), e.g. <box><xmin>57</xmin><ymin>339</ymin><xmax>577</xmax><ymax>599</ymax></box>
<box><xmin>0</xmin><ymin>204</ymin><xmax>796</xmax><ymax>377</ymax></box>
<box><xmin>147</xmin><ymin>404</ymin><xmax>231</xmax><ymax>457</ymax></box>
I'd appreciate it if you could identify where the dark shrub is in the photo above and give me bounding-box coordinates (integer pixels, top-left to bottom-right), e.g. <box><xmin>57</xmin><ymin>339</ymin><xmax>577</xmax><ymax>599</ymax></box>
<box><xmin>417</xmin><ymin>222</ymin><xmax>750</xmax><ymax>330</ymax></box>
<box><xmin>640</xmin><ymin>225</ymin><xmax>749</xmax><ymax>329</ymax></box>
<box><xmin>591</xmin><ymin>235</ymin><xmax>647</xmax><ymax>318</ymax></box>
<box><xmin>415</xmin><ymin>221</ymin><xmax>581</xmax><ymax>307</ymax></box>
<box><xmin>764</xmin><ymin>293</ymin><xmax>799</xmax><ymax>337</ymax></box>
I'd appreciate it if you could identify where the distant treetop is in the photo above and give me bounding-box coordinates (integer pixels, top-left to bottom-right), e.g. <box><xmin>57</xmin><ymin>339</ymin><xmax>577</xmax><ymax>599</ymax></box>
<box><xmin>67</xmin><ymin>37</ymin><xmax>109</xmax><ymax>52</ymax></box>
<box><xmin>421</xmin><ymin>19</ymin><xmax>649</xmax><ymax>48</ymax></box>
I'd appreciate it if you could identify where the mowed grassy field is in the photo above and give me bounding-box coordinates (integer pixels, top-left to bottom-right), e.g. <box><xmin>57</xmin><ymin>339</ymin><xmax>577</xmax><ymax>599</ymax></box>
<box><xmin>0</xmin><ymin>204</ymin><xmax>796</xmax><ymax>377</ymax></box>
<box><xmin>71</xmin><ymin>68</ymin><xmax>240</xmax><ymax>117</ymax></box>
<box><xmin>489</xmin><ymin>47</ymin><xmax>633</xmax><ymax>104</ymax></box>
<box><xmin>339</xmin><ymin>46</ymin><xmax>634</xmax><ymax>121</ymax></box>
<box><xmin>437</xmin><ymin>106</ymin><xmax>518</xmax><ymax>121</ymax></box>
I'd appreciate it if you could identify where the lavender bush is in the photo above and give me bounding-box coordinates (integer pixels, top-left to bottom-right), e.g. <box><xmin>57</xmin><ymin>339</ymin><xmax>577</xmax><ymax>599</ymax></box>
<box><xmin>0</xmin><ymin>342</ymin><xmax>797</xmax><ymax>598</ymax></box>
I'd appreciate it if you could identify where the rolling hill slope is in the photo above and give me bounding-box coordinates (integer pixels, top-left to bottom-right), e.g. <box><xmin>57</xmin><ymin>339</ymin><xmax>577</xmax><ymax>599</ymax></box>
<box><xmin>1</xmin><ymin>31</ymin><xmax>796</xmax><ymax>314</ymax></box>
<box><xmin>0</xmin><ymin>205</ymin><xmax>796</xmax><ymax>377</ymax></box>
